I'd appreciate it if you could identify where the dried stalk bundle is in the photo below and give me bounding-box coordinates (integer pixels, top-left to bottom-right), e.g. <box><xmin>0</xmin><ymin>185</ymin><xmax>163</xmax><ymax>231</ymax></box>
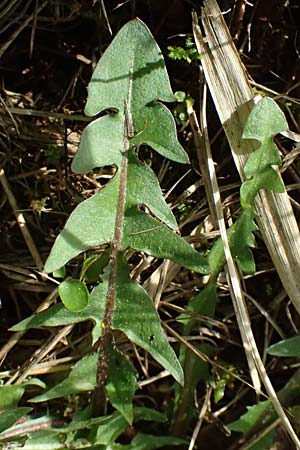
<box><xmin>193</xmin><ymin>0</ymin><xmax>300</xmax><ymax>316</ymax></box>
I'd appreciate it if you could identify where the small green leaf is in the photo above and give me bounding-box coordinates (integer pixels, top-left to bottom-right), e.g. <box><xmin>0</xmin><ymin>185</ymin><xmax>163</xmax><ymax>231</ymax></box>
<box><xmin>229</xmin><ymin>208</ymin><xmax>257</xmax><ymax>273</ymax></box>
<box><xmin>52</xmin><ymin>266</ymin><xmax>66</xmax><ymax>279</ymax></box>
<box><xmin>81</xmin><ymin>252</ymin><xmax>110</xmax><ymax>283</ymax></box>
<box><xmin>114</xmin><ymin>256</ymin><xmax>183</xmax><ymax>385</ymax></box>
<box><xmin>244</xmin><ymin>141</ymin><xmax>282</xmax><ymax>179</ymax></box>
<box><xmin>267</xmin><ymin>336</ymin><xmax>300</xmax><ymax>357</ymax></box>
<box><xmin>44</xmin><ymin>175</ymin><xmax>119</xmax><ymax>273</ymax></box>
<box><xmin>94</xmin><ymin>411</ymin><xmax>132</xmax><ymax>446</ymax></box>
<box><xmin>106</xmin><ymin>348</ymin><xmax>138</xmax><ymax>424</ymax></box>
<box><xmin>243</xmin><ymin>97</ymin><xmax>288</xmax><ymax>144</ymax></box>
<box><xmin>207</xmin><ymin>239</ymin><xmax>226</xmax><ymax>275</ymax></box>
<box><xmin>208</xmin><ymin>208</ymin><xmax>257</xmax><ymax>275</ymax></box>
<box><xmin>123</xmin><ymin>207</ymin><xmax>209</xmax><ymax>274</ymax></box>
<box><xmin>177</xmin><ymin>282</ymin><xmax>217</xmax><ymax>326</ymax></box>
<box><xmin>130</xmin><ymin>102</ymin><xmax>189</xmax><ymax>163</ymax></box>
<box><xmin>22</xmin><ymin>430</ymin><xmax>65</xmax><ymax>450</ymax></box>
<box><xmin>72</xmin><ymin>114</ymin><xmax>123</xmax><ymax>173</ymax></box>
<box><xmin>240</xmin><ymin>167</ymin><xmax>284</xmax><ymax>209</ymax></box>
<box><xmin>179</xmin><ymin>344</ymin><xmax>213</xmax><ymax>402</ymax></box>
<box><xmin>228</xmin><ymin>400</ymin><xmax>271</xmax><ymax>432</ymax></box>
<box><xmin>246</xmin><ymin>432</ymin><xmax>275</xmax><ymax>450</ymax></box>
<box><xmin>175</xmin><ymin>91</ymin><xmax>186</xmax><ymax>102</ymax></box>
<box><xmin>0</xmin><ymin>407</ymin><xmax>31</xmax><ymax>434</ymax></box>
<box><xmin>11</xmin><ymin>300</ymin><xmax>104</xmax><ymax>346</ymax></box>
<box><xmin>228</xmin><ymin>400</ymin><xmax>276</xmax><ymax>450</ymax></box>
<box><xmin>168</xmin><ymin>36</ymin><xmax>201</xmax><ymax>64</ymax></box>
<box><xmin>132</xmin><ymin>407</ymin><xmax>167</xmax><ymax>423</ymax></box>
<box><xmin>126</xmin><ymin>153</ymin><xmax>178</xmax><ymax>230</ymax></box>
<box><xmin>212</xmin><ymin>363</ymin><xmax>236</xmax><ymax>404</ymax></box>
<box><xmin>90</xmin><ymin>256</ymin><xmax>184</xmax><ymax>385</ymax></box>
<box><xmin>213</xmin><ymin>378</ymin><xmax>227</xmax><ymax>404</ymax></box>
<box><xmin>58</xmin><ymin>279</ymin><xmax>90</xmax><ymax>312</ymax></box>
<box><xmin>0</xmin><ymin>385</ymin><xmax>25</xmax><ymax>410</ymax></box>
<box><xmin>93</xmin><ymin>408</ymin><xmax>166</xmax><ymax>446</ymax></box>
<box><xmin>30</xmin><ymin>353</ymin><xmax>97</xmax><ymax>402</ymax></box>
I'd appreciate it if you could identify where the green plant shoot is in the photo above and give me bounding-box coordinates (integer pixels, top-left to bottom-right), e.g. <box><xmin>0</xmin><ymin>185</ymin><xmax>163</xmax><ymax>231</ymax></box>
<box><xmin>14</xmin><ymin>19</ymin><xmax>211</xmax><ymax>421</ymax></box>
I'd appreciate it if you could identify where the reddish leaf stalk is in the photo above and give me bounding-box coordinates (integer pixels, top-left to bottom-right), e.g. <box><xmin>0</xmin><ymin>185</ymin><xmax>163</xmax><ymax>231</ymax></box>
<box><xmin>92</xmin><ymin>95</ymin><xmax>133</xmax><ymax>416</ymax></box>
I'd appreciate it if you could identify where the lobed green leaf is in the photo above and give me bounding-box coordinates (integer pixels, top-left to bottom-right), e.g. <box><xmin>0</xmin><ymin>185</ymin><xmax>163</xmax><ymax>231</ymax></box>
<box><xmin>45</xmin><ymin>153</ymin><xmax>207</xmax><ymax>274</ymax></box>
<box><xmin>241</xmin><ymin>97</ymin><xmax>287</xmax><ymax>208</ymax></box>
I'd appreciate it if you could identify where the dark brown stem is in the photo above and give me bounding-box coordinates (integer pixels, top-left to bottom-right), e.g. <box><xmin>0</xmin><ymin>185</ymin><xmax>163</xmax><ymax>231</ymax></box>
<box><xmin>92</xmin><ymin>91</ymin><xmax>133</xmax><ymax>416</ymax></box>
<box><xmin>92</xmin><ymin>152</ymin><xmax>128</xmax><ymax>416</ymax></box>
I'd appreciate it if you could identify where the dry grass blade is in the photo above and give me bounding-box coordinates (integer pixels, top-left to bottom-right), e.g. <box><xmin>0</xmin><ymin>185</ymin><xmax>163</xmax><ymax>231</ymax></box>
<box><xmin>189</xmin><ymin>80</ymin><xmax>261</xmax><ymax>393</ymax></box>
<box><xmin>188</xmin><ymin>385</ymin><xmax>212</xmax><ymax>450</ymax></box>
<box><xmin>193</xmin><ymin>0</ymin><xmax>300</xmax><ymax>317</ymax></box>
<box><xmin>0</xmin><ymin>167</ymin><xmax>43</xmax><ymax>271</ymax></box>
<box><xmin>198</xmin><ymin>83</ymin><xmax>261</xmax><ymax>395</ymax></box>
<box><xmin>9</xmin><ymin>324</ymin><xmax>74</xmax><ymax>385</ymax></box>
<box><xmin>0</xmin><ymin>105</ymin><xmax>90</xmax><ymax>122</ymax></box>
<box><xmin>0</xmin><ymin>288</ymin><xmax>58</xmax><ymax>366</ymax></box>
<box><xmin>192</xmin><ymin>0</ymin><xmax>300</xmax><ymax>447</ymax></box>
<box><xmin>0</xmin><ymin>1</ymin><xmax>48</xmax><ymax>60</ymax></box>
